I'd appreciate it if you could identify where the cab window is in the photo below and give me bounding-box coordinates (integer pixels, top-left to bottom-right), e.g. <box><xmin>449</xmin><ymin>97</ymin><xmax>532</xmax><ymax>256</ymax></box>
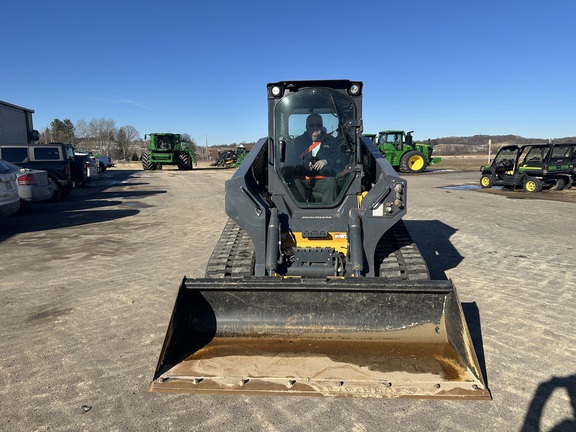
<box><xmin>0</xmin><ymin>147</ymin><xmax>28</xmax><ymax>163</ymax></box>
<box><xmin>34</xmin><ymin>147</ymin><xmax>61</xmax><ymax>160</ymax></box>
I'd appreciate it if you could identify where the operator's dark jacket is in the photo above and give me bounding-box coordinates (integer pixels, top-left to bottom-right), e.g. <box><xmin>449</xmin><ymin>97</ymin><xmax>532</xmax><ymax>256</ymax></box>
<box><xmin>292</xmin><ymin>132</ymin><xmax>341</xmax><ymax>176</ymax></box>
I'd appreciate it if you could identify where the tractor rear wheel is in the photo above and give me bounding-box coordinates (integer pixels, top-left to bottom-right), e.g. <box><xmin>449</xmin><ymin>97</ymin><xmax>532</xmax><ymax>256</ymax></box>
<box><xmin>480</xmin><ymin>175</ymin><xmax>494</xmax><ymax>188</ymax></box>
<box><xmin>400</xmin><ymin>151</ymin><xmax>427</xmax><ymax>173</ymax></box>
<box><xmin>524</xmin><ymin>177</ymin><xmax>543</xmax><ymax>192</ymax></box>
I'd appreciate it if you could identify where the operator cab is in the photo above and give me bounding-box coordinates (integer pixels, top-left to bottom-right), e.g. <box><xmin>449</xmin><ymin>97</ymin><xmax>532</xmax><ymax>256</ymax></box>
<box><xmin>492</xmin><ymin>145</ymin><xmax>519</xmax><ymax>175</ymax></box>
<box><xmin>272</xmin><ymin>85</ymin><xmax>357</xmax><ymax>207</ymax></box>
<box><xmin>379</xmin><ymin>132</ymin><xmax>404</xmax><ymax>150</ymax></box>
<box><xmin>520</xmin><ymin>146</ymin><xmax>549</xmax><ymax>165</ymax></box>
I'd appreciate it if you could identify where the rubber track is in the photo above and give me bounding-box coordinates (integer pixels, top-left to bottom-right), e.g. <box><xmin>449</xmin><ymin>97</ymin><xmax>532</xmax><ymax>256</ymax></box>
<box><xmin>205</xmin><ymin>218</ymin><xmax>254</xmax><ymax>278</ymax></box>
<box><xmin>205</xmin><ymin>218</ymin><xmax>429</xmax><ymax>280</ymax></box>
<box><xmin>375</xmin><ymin>220</ymin><xmax>430</xmax><ymax>280</ymax></box>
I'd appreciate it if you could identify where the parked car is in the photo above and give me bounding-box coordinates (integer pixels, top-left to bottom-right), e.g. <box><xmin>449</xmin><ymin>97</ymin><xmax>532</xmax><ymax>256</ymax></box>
<box><xmin>75</xmin><ymin>152</ymin><xmax>99</xmax><ymax>180</ymax></box>
<box><xmin>0</xmin><ymin>143</ymin><xmax>77</xmax><ymax>201</ymax></box>
<box><xmin>1</xmin><ymin>160</ymin><xmax>53</xmax><ymax>205</ymax></box>
<box><xmin>0</xmin><ymin>159</ymin><xmax>20</xmax><ymax>216</ymax></box>
<box><xmin>95</xmin><ymin>155</ymin><xmax>114</xmax><ymax>171</ymax></box>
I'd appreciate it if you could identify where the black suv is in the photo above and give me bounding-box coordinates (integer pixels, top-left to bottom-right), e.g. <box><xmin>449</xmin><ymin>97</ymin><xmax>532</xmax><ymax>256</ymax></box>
<box><xmin>0</xmin><ymin>143</ymin><xmax>85</xmax><ymax>200</ymax></box>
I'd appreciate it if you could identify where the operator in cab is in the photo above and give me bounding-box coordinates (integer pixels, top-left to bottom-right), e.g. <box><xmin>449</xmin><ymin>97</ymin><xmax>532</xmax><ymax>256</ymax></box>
<box><xmin>287</xmin><ymin>114</ymin><xmax>342</xmax><ymax>203</ymax></box>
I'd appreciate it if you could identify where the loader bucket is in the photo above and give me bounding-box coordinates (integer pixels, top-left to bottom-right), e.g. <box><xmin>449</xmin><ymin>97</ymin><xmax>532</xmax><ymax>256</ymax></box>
<box><xmin>149</xmin><ymin>277</ymin><xmax>490</xmax><ymax>399</ymax></box>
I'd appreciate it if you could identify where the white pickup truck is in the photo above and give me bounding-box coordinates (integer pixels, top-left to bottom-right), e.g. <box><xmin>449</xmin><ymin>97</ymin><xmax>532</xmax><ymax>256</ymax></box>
<box><xmin>95</xmin><ymin>155</ymin><xmax>114</xmax><ymax>171</ymax></box>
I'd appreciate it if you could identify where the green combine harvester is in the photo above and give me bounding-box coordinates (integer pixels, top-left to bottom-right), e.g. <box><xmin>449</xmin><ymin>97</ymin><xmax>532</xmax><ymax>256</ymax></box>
<box><xmin>142</xmin><ymin>133</ymin><xmax>195</xmax><ymax>170</ymax></box>
<box><xmin>363</xmin><ymin>130</ymin><xmax>441</xmax><ymax>173</ymax></box>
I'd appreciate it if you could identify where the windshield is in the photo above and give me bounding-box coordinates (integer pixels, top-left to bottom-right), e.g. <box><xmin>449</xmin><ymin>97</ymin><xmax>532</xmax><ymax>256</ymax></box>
<box><xmin>379</xmin><ymin>133</ymin><xmax>402</xmax><ymax>146</ymax></box>
<box><xmin>521</xmin><ymin>146</ymin><xmax>549</xmax><ymax>164</ymax></box>
<box><xmin>550</xmin><ymin>145</ymin><xmax>573</xmax><ymax>159</ymax></box>
<box><xmin>492</xmin><ymin>147</ymin><xmax>518</xmax><ymax>172</ymax></box>
<box><xmin>274</xmin><ymin>87</ymin><xmax>356</xmax><ymax>207</ymax></box>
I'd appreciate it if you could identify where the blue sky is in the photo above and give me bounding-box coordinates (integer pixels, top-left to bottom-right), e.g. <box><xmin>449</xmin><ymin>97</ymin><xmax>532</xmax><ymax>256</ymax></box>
<box><xmin>2</xmin><ymin>1</ymin><xmax>575</xmax><ymax>145</ymax></box>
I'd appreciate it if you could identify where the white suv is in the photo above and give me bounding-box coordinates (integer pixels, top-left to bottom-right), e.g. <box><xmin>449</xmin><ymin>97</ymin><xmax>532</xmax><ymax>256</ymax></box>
<box><xmin>0</xmin><ymin>159</ymin><xmax>20</xmax><ymax>217</ymax></box>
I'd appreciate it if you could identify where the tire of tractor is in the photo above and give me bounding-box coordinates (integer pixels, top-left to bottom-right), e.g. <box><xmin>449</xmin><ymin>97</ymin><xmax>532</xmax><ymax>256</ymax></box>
<box><xmin>524</xmin><ymin>177</ymin><xmax>543</xmax><ymax>192</ymax></box>
<box><xmin>142</xmin><ymin>152</ymin><xmax>154</xmax><ymax>170</ymax></box>
<box><xmin>550</xmin><ymin>177</ymin><xmax>566</xmax><ymax>191</ymax></box>
<box><xmin>155</xmin><ymin>164</ymin><xmax>163</xmax><ymax>170</ymax></box>
<box><xmin>177</xmin><ymin>154</ymin><xmax>192</xmax><ymax>170</ymax></box>
<box><xmin>480</xmin><ymin>175</ymin><xmax>494</xmax><ymax>188</ymax></box>
<box><xmin>400</xmin><ymin>151</ymin><xmax>427</xmax><ymax>173</ymax></box>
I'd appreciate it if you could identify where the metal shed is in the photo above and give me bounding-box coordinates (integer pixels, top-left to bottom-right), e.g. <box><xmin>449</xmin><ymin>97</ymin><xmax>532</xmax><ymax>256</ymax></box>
<box><xmin>0</xmin><ymin>100</ymin><xmax>37</xmax><ymax>144</ymax></box>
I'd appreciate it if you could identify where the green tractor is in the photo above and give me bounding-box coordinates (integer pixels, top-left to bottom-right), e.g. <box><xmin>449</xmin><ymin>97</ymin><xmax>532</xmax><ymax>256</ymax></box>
<box><xmin>363</xmin><ymin>130</ymin><xmax>441</xmax><ymax>173</ymax></box>
<box><xmin>231</xmin><ymin>144</ymin><xmax>249</xmax><ymax>168</ymax></box>
<box><xmin>211</xmin><ymin>144</ymin><xmax>249</xmax><ymax>168</ymax></box>
<box><xmin>142</xmin><ymin>133</ymin><xmax>195</xmax><ymax>170</ymax></box>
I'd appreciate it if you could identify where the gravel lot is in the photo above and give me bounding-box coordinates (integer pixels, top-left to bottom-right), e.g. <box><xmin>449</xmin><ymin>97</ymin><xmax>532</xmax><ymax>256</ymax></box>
<box><xmin>1</xmin><ymin>164</ymin><xmax>574</xmax><ymax>431</ymax></box>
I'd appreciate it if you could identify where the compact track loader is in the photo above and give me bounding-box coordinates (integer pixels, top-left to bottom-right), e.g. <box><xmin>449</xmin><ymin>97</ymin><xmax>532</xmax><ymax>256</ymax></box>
<box><xmin>149</xmin><ymin>80</ymin><xmax>490</xmax><ymax>399</ymax></box>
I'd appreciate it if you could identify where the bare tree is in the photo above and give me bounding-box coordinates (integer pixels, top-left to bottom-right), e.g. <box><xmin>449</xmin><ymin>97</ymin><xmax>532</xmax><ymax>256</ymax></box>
<box><xmin>88</xmin><ymin>118</ymin><xmax>117</xmax><ymax>156</ymax></box>
<box><xmin>116</xmin><ymin>125</ymin><xmax>141</xmax><ymax>160</ymax></box>
<box><xmin>122</xmin><ymin>125</ymin><xmax>140</xmax><ymax>142</ymax></box>
<box><xmin>75</xmin><ymin>119</ymin><xmax>89</xmax><ymax>141</ymax></box>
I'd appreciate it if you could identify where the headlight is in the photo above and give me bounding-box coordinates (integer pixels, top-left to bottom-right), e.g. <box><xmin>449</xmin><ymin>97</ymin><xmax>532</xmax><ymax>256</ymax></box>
<box><xmin>348</xmin><ymin>83</ymin><xmax>362</xmax><ymax>96</ymax></box>
<box><xmin>271</xmin><ymin>85</ymin><xmax>283</xmax><ymax>97</ymax></box>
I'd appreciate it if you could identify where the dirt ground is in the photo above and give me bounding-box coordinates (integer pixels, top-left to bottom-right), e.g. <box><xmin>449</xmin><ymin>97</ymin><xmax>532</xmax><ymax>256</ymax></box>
<box><xmin>1</xmin><ymin>163</ymin><xmax>575</xmax><ymax>431</ymax></box>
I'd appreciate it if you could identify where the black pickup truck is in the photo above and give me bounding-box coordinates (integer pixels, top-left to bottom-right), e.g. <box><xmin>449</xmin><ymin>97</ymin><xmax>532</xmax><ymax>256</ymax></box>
<box><xmin>0</xmin><ymin>143</ymin><xmax>85</xmax><ymax>200</ymax></box>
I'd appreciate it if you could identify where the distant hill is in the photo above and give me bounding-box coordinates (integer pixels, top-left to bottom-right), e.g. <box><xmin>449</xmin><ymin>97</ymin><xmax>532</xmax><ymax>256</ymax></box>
<box><xmin>425</xmin><ymin>134</ymin><xmax>576</xmax><ymax>155</ymax></box>
<box><xmin>428</xmin><ymin>134</ymin><xmax>576</xmax><ymax>146</ymax></box>
<box><xmin>200</xmin><ymin>135</ymin><xmax>576</xmax><ymax>158</ymax></box>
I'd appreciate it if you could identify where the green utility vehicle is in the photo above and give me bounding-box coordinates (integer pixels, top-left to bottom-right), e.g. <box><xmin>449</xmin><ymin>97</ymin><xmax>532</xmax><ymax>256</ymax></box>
<box><xmin>480</xmin><ymin>143</ymin><xmax>576</xmax><ymax>192</ymax></box>
<box><xmin>363</xmin><ymin>130</ymin><xmax>441</xmax><ymax>173</ymax></box>
<box><xmin>142</xmin><ymin>133</ymin><xmax>195</xmax><ymax>170</ymax></box>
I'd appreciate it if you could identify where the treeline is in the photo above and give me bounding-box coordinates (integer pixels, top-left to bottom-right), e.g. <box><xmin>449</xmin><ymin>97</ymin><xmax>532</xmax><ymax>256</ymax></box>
<box><xmin>39</xmin><ymin>118</ymin><xmax>575</xmax><ymax>160</ymax></box>
<box><xmin>428</xmin><ymin>134</ymin><xmax>576</xmax><ymax>146</ymax></box>
<box><xmin>39</xmin><ymin>118</ymin><xmax>197</xmax><ymax>161</ymax></box>
<box><xmin>427</xmin><ymin>134</ymin><xmax>576</xmax><ymax>155</ymax></box>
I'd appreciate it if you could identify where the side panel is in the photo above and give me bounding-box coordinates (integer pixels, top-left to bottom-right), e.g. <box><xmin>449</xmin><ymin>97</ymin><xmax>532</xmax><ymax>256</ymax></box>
<box><xmin>0</xmin><ymin>105</ymin><xmax>29</xmax><ymax>144</ymax></box>
<box><xmin>225</xmin><ymin>138</ymin><xmax>270</xmax><ymax>276</ymax></box>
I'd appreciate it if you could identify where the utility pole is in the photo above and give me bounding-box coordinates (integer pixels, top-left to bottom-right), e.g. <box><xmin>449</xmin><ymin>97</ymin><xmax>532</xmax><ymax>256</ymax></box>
<box><xmin>488</xmin><ymin>139</ymin><xmax>492</xmax><ymax>163</ymax></box>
